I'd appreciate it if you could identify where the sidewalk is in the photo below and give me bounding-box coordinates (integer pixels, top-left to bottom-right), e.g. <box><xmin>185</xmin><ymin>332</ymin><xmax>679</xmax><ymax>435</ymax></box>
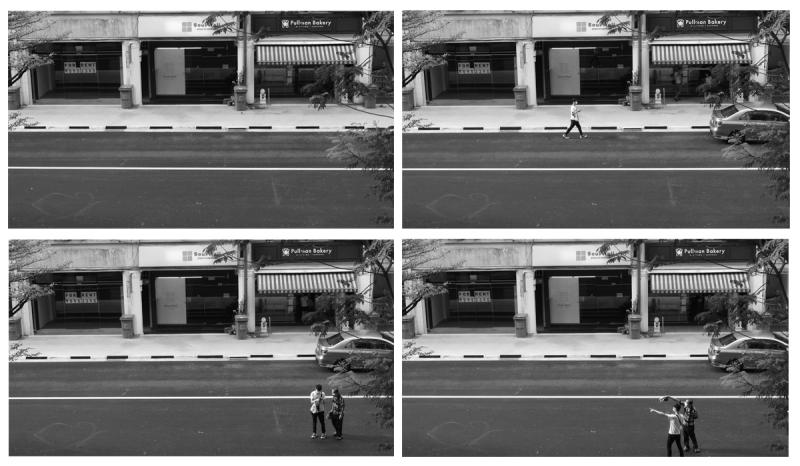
<box><xmin>405</xmin><ymin>331</ymin><xmax>716</xmax><ymax>361</ymax></box>
<box><xmin>10</xmin><ymin>331</ymin><xmax>322</xmax><ymax>362</ymax></box>
<box><xmin>10</xmin><ymin>103</ymin><xmax>393</xmax><ymax>131</ymax></box>
<box><xmin>405</xmin><ymin>103</ymin><xmax>713</xmax><ymax>132</ymax></box>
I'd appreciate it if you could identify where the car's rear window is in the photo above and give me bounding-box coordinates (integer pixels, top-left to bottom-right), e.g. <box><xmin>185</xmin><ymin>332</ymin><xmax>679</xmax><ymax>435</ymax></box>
<box><xmin>718</xmin><ymin>334</ymin><xmax>738</xmax><ymax>346</ymax></box>
<box><xmin>324</xmin><ymin>333</ymin><xmax>345</xmax><ymax>345</ymax></box>
<box><xmin>719</xmin><ymin>105</ymin><xmax>740</xmax><ymax>118</ymax></box>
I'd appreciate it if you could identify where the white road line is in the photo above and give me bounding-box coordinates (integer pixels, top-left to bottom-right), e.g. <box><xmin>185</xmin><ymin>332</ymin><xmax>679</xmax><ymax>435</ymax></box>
<box><xmin>403</xmin><ymin>395</ymin><xmax>769</xmax><ymax>399</ymax></box>
<box><xmin>11</xmin><ymin>395</ymin><xmax>385</xmax><ymax>400</ymax></box>
<box><xmin>403</xmin><ymin>167</ymin><xmax>759</xmax><ymax>172</ymax></box>
<box><xmin>9</xmin><ymin>166</ymin><xmax>356</xmax><ymax>171</ymax></box>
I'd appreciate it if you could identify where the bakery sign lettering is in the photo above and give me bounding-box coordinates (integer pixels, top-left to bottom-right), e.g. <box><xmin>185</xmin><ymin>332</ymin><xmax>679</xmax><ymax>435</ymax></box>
<box><xmin>280</xmin><ymin>18</ymin><xmax>334</xmax><ymax>31</ymax></box>
<box><xmin>458</xmin><ymin>290</ymin><xmax>492</xmax><ymax>303</ymax></box>
<box><xmin>281</xmin><ymin>247</ymin><xmax>335</xmax><ymax>258</ymax></box>
<box><xmin>674</xmin><ymin>246</ymin><xmax>727</xmax><ymax>258</ymax></box>
<box><xmin>675</xmin><ymin>16</ymin><xmax>727</xmax><ymax>30</ymax></box>
<box><xmin>64</xmin><ymin>291</ymin><xmax>98</xmax><ymax>304</ymax></box>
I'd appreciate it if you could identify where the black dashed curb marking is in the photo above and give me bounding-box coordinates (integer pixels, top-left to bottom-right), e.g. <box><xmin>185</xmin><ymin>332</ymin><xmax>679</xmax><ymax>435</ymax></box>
<box><xmin>248</xmin><ymin>125</ymin><xmax>272</xmax><ymax>130</ymax></box>
<box><xmin>691</xmin><ymin>125</ymin><xmax>709</xmax><ymax>129</ymax></box>
<box><xmin>151</xmin><ymin>355</ymin><xmax>174</xmax><ymax>359</ymax></box>
<box><xmin>590</xmin><ymin>354</ymin><xmax>617</xmax><ymax>358</ymax></box>
<box><xmin>591</xmin><ymin>126</ymin><xmax>617</xmax><ymax>130</ymax></box>
<box><xmin>150</xmin><ymin>125</ymin><xmax>172</xmax><ymax>129</ymax></box>
<box><xmin>69</xmin><ymin>126</ymin><xmax>90</xmax><ymax>129</ymax></box>
<box><xmin>297</xmin><ymin>354</ymin><xmax>315</xmax><ymax>358</ymax></box>
<box><xmin>690</xmin><ymin>354</ymin><xmax>707</xmax><ymax>358</ymax></box>
<box><xmin>643</xmin><ymin>354</ymin><xmax>667</xmax><ymax>358</ymax></box>
<box><xmin>105</xmin><ymin>125</ymin><xmax>127</xmax><ymax>130</ymax></box>
<box><xmin>499</xmin><ymin>126</ymin><xmax>522</xmax><ymax>131</ymax></box>
<box><xmin>26</xmin><ymin>356</ymin><xmax>47</xmax><ymax>360</ymax></box>
<box><xmin>464</xmin><ymin>126</ymin><xmax>484</xmax><ymax>130</ymax></box>
<box><xmin>106</xmin><ymin>355</ymin><xmax>128</xmax><ymax>360</ymax></box>
<box><xmin>196</xmin><ymin>125</ymin><xmax>222</xmax><ymax>130</ymax></box>
<box><xmin>250</xmin><ymin>354</ymin><xmax>274</xmax><ymax>358</ymax></box>
<box><xmin>544</xmin><ymin>354</ymin><xmax>567</xmax><ymax>358</ymax></box>
<box><xmin>70</xmin><ymin>355</ymin><xmax>91</xmax><ymax>359</ymax></box>
<box><xmin>499</xmin><ymin>354</ymin><xmax>522</xmax><ymax>359</ymax></box>
<box><xmin>296</xmin><ymin>126</ymin><xmax>320</xmax><ymax>129</ymax></box>
<box><xmin>463</xmin><ymin>354</ymin><xmax>484</xmax><ymax>358</ymax></box>
<box><xmin>345</xmin><ymin>125</ymin><xmax>365</xmax><ymax>129</ymax></box>
<box><xmin>198</xmin><ymin>355</ymin><xmax>224</xmax><ymax>359</ymax></box>
<box><xmin>23</xmin><ymin>125</ymin><xmax>47</xmax><ymax>129</ymax></box>
<box><xmin>418</xmin><ymin>127</ymin><xmax>440</xmax><ymax>131</ymax></box>
<box><xmin>644</xmin><ymin>125</ymin><xmax>668</xmax><ymax>129</ymax></box>
<box><xmin>419</xmin><ymin>354</ymin><xmax>441</xmax><ymax>358</ymax></box>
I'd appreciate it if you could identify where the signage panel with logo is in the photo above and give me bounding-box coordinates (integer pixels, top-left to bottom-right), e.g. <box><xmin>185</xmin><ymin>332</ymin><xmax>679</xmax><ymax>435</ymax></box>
<box><xmin>280</xmin><ymin>17</ymin><xmax>335</xmax><ymax>32</ymax></box>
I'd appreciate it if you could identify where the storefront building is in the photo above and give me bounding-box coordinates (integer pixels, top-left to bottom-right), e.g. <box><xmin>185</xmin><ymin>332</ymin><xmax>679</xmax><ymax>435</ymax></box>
<box><xmin>16</xmin><ymin>240</ymin><xmax>383</xmax><ymax>337</ymax></box>
<box><xmin>406</xmin><ymin>240</ymin><xmax>778</xmax><ymax>337</ymax></box>
<box><xmin>408</xmin><ymin>240</ymin><xmax>633</xmax><ymax>335</ymax></box>
<box><xmin>404</xmin><ymin>10</ymin><xmax>773</xmax><ymax>108</ymax></box>
<box><xmin>641</xmin><ymin>240</ymin><xmax>768</xmax><ymax>330</ymax></box>
<box><xmin>15</xmin><ymin>12</ymin><xmax>382</xmax><ymax>107</ymax></box>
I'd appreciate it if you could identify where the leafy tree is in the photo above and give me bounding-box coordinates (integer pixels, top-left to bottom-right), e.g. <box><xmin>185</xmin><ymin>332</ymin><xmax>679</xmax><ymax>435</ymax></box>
<box><xmin>9</xmin><ymin>240</ymin><xmax>63</xmax><ymax>318</ymax></box>
<box><xmin>401</xmin><ymin>239</ymin><xmax>452</xmax><ymax>316</ymax></box>
<box><xmin>402</xmin><ymin>11</ymin><xmax>450</xmax><ymax>88</ymax></box>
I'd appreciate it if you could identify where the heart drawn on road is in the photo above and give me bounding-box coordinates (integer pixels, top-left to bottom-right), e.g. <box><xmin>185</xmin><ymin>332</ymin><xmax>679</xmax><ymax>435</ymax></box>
<box><xmin>33</xmin><ymin>421</ymin><xmax>106</xmax><ymax>452</ymax></box>
<box><xmin>31</xmin><ymin>192</ymin><xmax>101</xmax><ymax>219</ymax></box>
<box><xmin>425</xmin><ymin>193</ymin><xmax>497</xmax><ymax>222</ymax></box>
<box><xmin>427</xmin><ymin>421</ymin><xmax>503</xmax><ymax>449</ymax></box>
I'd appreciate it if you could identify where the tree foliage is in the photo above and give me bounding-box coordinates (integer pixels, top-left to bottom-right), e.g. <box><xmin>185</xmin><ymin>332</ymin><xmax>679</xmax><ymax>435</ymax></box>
<box><xmin>402</xmin><ymin>239</ymin><xmax>456</xmax><ymax>316</ymax></box>
<box><xmin>9</xmin><ymin>240</ymin><xmax>63</xmax><ymax>318</ymax></box>
<box><xmin>8</xmin><ymin>11</ymin><xmax>57</xmax><ymax>87</ymax></box>
<box><xmin>402</xmin><ymin>11</ymin><xmax>450</xmax><ymax>88</ymax></box>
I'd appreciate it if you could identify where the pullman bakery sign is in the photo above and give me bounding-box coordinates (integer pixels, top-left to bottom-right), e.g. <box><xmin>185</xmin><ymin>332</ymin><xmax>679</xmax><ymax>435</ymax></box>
<box><xmin>280</xmin><ymin>17</ymin><xmax>334</xmax><ymax>32</ymax></box>
<box><xmin>674</xmin><ymin>246</ymin><xmax>728</xmax><ymax>259</ymax></box>
<box><xmin>280</xmin><ymin>246</ymin><xmax>335</xmax><ymax>259</ymax></box>
<box><xmin>675</xmin><ymin>15</ymin><xmax>728</xmax><ymax>31</ymax></box>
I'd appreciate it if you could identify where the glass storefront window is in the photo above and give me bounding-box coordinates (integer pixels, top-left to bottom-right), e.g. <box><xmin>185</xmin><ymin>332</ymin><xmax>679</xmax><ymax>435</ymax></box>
<box><xmin>36</xmin><ymin>272</ymin><xmax>123</xmax><ymax>330</ymax></box>
<box><xmin>184</xmin><ymin>277</ymin><xmax>237</xmax><ymax>325</ymax></box>
<box><xmin>32</xmin><ymin>42</ymin><xmax>122</xmax><ymax>100</ymax></box>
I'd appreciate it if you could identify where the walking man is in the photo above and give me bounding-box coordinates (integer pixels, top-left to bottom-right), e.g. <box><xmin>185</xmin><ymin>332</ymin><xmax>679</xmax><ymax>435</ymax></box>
<box><xmin>661</xmin><ymin>396</ymin><xmax>700</xmax><ymax>453</ymax></box>
<box><xmin>309</xmin><ymin>384</ymin><xmax>327</xmax><ymax>439</ymax></box>
<box><xmin>329</xmin><ymin>388</ymin><xmax>346</xmax><ymax>440</ymax></box>
<box><xmin>649</xmin><ymin>403</ymin><xmax>685</xmax><ymax>456</ymax></box>
<box><xmin>563</xmin><ymin>100</ymin><xmax>587</xmax><ymax>139</ymax></box>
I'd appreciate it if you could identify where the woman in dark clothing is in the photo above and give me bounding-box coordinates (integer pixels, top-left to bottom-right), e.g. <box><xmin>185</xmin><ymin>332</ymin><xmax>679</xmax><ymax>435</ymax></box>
<box><xmin>329</xmin><ymin>388</ymin><xmax>346</xmax><ymax>440</ymax></box>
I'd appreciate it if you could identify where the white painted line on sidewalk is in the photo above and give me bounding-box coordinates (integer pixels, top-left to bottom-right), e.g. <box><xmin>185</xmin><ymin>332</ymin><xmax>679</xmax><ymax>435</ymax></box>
<box><xmin>9</xmin><ymin>166</ymin><xmax>357</xmax><ymax>171</ymax></box>
<box><xmin>403</xmin><ymin>395</ymin><xmax>768</xmax><ymax>400</ymax></box>
<box><xmin>11</xmin><ymin>395</ymin><xmax>385</xmax><ymax>400</ymax></box>
<box><xmin>403</xmin><ymin>167</ymin><xmax>758</xmax><ymax>172</ymax></box>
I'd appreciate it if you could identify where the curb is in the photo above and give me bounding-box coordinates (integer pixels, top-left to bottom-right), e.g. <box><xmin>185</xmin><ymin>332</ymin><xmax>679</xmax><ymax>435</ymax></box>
<box><xmin>18</xmin><ymin>125</ymin><xmax>392</xmax><ymax>132</ymax></box>
<box><xmin>409</xmin><ymin>353</ymin><xmax>709</xmax><ymax>361</ymax></box>
<box><xmin>407</xmin><ymin>126</ymin><xmax>709</xmax><ymax>133</ymax></box>
<box><xmin>16</xmin><ymin>354</ymin><xmax>320</xmax><ymax>362</ymax></box>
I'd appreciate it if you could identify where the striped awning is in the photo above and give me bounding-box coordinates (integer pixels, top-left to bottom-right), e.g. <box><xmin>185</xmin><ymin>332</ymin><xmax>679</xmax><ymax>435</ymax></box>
<box><xmin>256</xmin><ymin>272</ymin><xmax>356</xmax><ymax>294</ymax></box>
<box><xmin>256</xmin><ymin>44</ymin><xmax>355</xmax><ymax>65</ymax></box>
<box><xmin>650</xmin><ymin>273</ymin><xmax>749</xmax><ymax>294</ymax></box>
<box><xmin>651</xmin><ymin>44</ymin><xmax>751</xmax><ymax>65</ymax></box>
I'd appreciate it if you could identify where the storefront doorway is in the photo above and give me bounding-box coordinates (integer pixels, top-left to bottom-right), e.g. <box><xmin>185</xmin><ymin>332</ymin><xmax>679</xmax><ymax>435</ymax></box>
<box><xmin>540</xmin><ymin>270</ymin><xmax>630</xmax><ymax>332</ymax></box>
<box><xmin>424</xmin><ymin>271</ymin><xmax>516</xmax><ymax>331</ymax></box>
<box><xmin>424</xmin><ymin>42</ymin><xmax>516</xmax><ymax>104</ymax></box>
<box><xmin>31</xmin><ymin>42</ymin><xmax>122</xmax><ymax>103</ymax></box>
<box><xmin>32</xmin><ymin>272</ymin><xmax>123</xmax><ymax>333</ymax></box>
<box><xmin>140</xmin><ymin>41</ymin><xmax>237</xmax><ymax>103</ymax></box>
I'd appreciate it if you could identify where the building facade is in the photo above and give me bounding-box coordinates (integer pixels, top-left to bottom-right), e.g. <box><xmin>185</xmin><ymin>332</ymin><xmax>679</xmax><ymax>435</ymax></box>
<box><xmin>406</xmin><ymin>10</ymin><xmax>775</xmax><ymax>107</ymax></box>
<box><xmin>406</xmin><ymin>240</ymin><xmax>781</xmax><ymax>337</ymax></box>
<box><xmin>15</xmin><ymin>240</ymin><xmax>387</xmax><ymax>338</ymax></box>
<box><xmin>14</xmin><ymin>11</ymin><xmax>386</xmax><ymax>107</ymax></box>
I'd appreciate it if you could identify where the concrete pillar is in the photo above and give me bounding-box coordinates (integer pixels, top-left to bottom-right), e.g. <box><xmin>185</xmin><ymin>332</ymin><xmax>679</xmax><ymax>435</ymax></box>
<box><xmin>9</xmin><ymin>50</ymin><xmax>34</xmax><ymax>106</ymax></box>
<box><xmin>246</xmin><ymin>39</ymin><xmax>255</xmax><ymax>105</ymax></box>
<box><xmin>632</xmin><ymin>35</ymin><xmax>640</xmax><ymax>91</ymax></box>
<box><xmin>514</xmin><ymin>269</ymin><xmax>537</xmax><ymax>335</ymax></box>
<box><xmin>413</xmin><ymin>72</ymin><xmax>426</xmax><ymax>107</ymax></box>
<box><xmin>641</xmin><ymin>15</ymin><xmax>649</xmax><ymax>104</ymax></box>
<box><xmin>18</xmin><ymin>301</ymin><xmax>34</xmax><ymax>336</ymax></box>
<box><xmin>516</xmin><ymin>40</ymin><xmax>537</xmax><ymax>107</ymax></box>
<box><xmin>122</xmin><ymin>40</ymin><xmax>142</xmax><ymax>106</ymax></box>
<box><xmin>413</xmin><ymin>300</ymin><xmax>427</xmax><ymax>335</ymax></box>
<box><xmin>638</xmin><ymin>243</ymin><xmax>649</xmax><ymax>334</ymax></box>
<box><xmin>749</xmin><ymin>270</ymin><xmax>767</xmax><ymax>315</ymax></box>
<box><xmin>123</xmin><ymin>269</ymin><xmax>143</xmax><ymax>336</ymax></box>
<box><xmin>750</xmin><ymin>41</ymin><xmax>769</xmax><ymax>101</ymax></box>
<box><xmin>354</xmin><ymin>43</ymin><xmax>373</xmax><ymax>105</ymax></box>
<box><xmin>240</xmin><ymin>242</ymin><xmax>255</xmax><ymax>333</ymax></box>
<box><xmin>236</xmin><ymin>35</ymin><xmax>246</xmax><ymax>87</ymax></box>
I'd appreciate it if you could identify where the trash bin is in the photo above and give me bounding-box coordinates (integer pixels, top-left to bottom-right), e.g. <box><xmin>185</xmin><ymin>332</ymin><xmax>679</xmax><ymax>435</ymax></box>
<box><xmin>513</xmin><ymin>86</ymin><xmax>528</xmax><ymax>110</ymax></box>
<box><xmin>402</xmin><ymin>88</ymin><xmax>415</xmax><ymax>111</ymax></box>
<box><xmin>628</xmin><ymin>314</ymin><xmax>642</xmax><ymax>339</ymax></box>
<box><xmin>235</xmin><ymin>314</ymin><xmax>249</xmax><ymax>340</ymax></box>
<box><xmin>119</xmin><ymin>85</ymin><xmax>134</xmax><ymax>109</ymax></box>
<box><xmin>629</xmin><ymin>85</ymin><xmax>643</xmax><ymax>111</ymax></box>
<box><xmin>120</xmin><ymin>314</ymin><xmax>135</xmax><ymax>339</ymax></box>
<box><xmin>402</xmin><ymin>316</ymin><xmax>415</xmax><ymax>339</ymax></box>
<box><xmin>514</xmin><ymin>315</ymin><xmax>528</xmax><ymax>338</ymax></box>
<box><xmin>363</xmin><ymin>85</ymin><xmax>377</xmax><ymax>109</ymax></box>
<box><xmin>9</xmin><ymin>317</ymin><xmax>23</xmax><ymax>340</ymax></box>
<box><xmin>233</xmin><ymin>85</ymin><xmax>248</xmax><ymax>111</ymax></box>
<box><xmin>8</xmin><ymin>87</ymin><xmax>21</xmax><ymax>110</ymax></box>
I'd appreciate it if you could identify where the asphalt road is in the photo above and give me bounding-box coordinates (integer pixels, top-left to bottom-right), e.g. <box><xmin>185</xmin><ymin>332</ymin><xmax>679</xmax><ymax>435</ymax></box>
<box><xmin>403</xmin><ymin>360</ymin><xmax>786</xmax><ymax>456</ymax></box>
<box><xmin>10</xmin><ymin>361</ymin><xmax>392</xmax><ymax>455</ymax></box>
<box><xmin>8</xmin><ymin>132</ymin><xmax>391</xmax><ymax>228</ymax></box>
<box><xmin>403</xmin><ymin>132</ymin><xmax>788</xmax><ymax>228</ymax></box>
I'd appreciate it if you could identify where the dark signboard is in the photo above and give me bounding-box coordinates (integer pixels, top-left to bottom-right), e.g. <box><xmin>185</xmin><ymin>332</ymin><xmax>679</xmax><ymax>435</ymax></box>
<box><xmin>252</xmin><ymin>241</ymin><xmax>364</xmax><ymax>263</ymax></box>
<box><xmin>251</xmin><ymin>13</ymin><xmax>363</xmax><ymax>35</ymax></box>
<box><xmin>647</xmin><ymin>12</ymin><xmax>758</xmax><ymax>34</ymax></box>
<box><xmin>280</xmin><ymin>17</ymin><xmax>334</xmax><ymax>32</ymax></box>
<box><xmin>675</xmin><ymin>15</ymin><xmax>729</xmax><ymax>31</ymax></box>
<box><xmin>646</xmin><ymin>241</ymin><xmax>757</xmax><ymax>263</ymax></box>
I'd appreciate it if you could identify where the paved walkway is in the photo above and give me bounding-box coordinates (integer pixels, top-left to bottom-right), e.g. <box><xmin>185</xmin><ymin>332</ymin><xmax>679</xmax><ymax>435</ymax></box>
<box><xmin>10</xmin><ymin>103</ymin><xmax>393</xmax><ymax>131</ymax></box>
<box><xmin>404</xmin><ymin>331</ymin><xmax>727</xmax><ymax>360</ymax></box>
<box><xmin>10</xmin><ymin>332</ymin><xmax>323</xmax><ymax>361</ymax></box>
<box><xmin>405</xmin><ymin>103</ymin><xmax>714</xmax><ymax>132</ymax></box>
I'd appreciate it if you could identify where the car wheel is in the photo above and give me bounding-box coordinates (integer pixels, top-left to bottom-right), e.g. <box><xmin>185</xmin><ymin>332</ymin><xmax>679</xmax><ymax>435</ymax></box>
<box><xmin>728</xmin><ymin>359</ymin><xmax>744</xmax><ymax>372</ymax></box>
<box><xmin>729</xmin><ymin>130</ymin><xmax>744</xmax><ymax>144</ymax></box>
<box><xmin>333</xmin><ymin>359</ymin><xmax>351</xmax><ymax>373</ymax></box>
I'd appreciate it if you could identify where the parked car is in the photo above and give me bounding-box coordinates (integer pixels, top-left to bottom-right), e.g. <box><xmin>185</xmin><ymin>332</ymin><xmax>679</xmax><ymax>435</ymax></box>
<box><xmin>707</xmin><ymin>333</ymin><xmax>788</xmax><ymax>371</ymax></box>
<box><xmin>709</xmin><ymin>103</ymin><xmax>789</xmax><ymax>142</ymax></box>
<box><xmin>315</xmin><ymin>330</ymin><xmax>394</xmax><ymax>371</ymax></box>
